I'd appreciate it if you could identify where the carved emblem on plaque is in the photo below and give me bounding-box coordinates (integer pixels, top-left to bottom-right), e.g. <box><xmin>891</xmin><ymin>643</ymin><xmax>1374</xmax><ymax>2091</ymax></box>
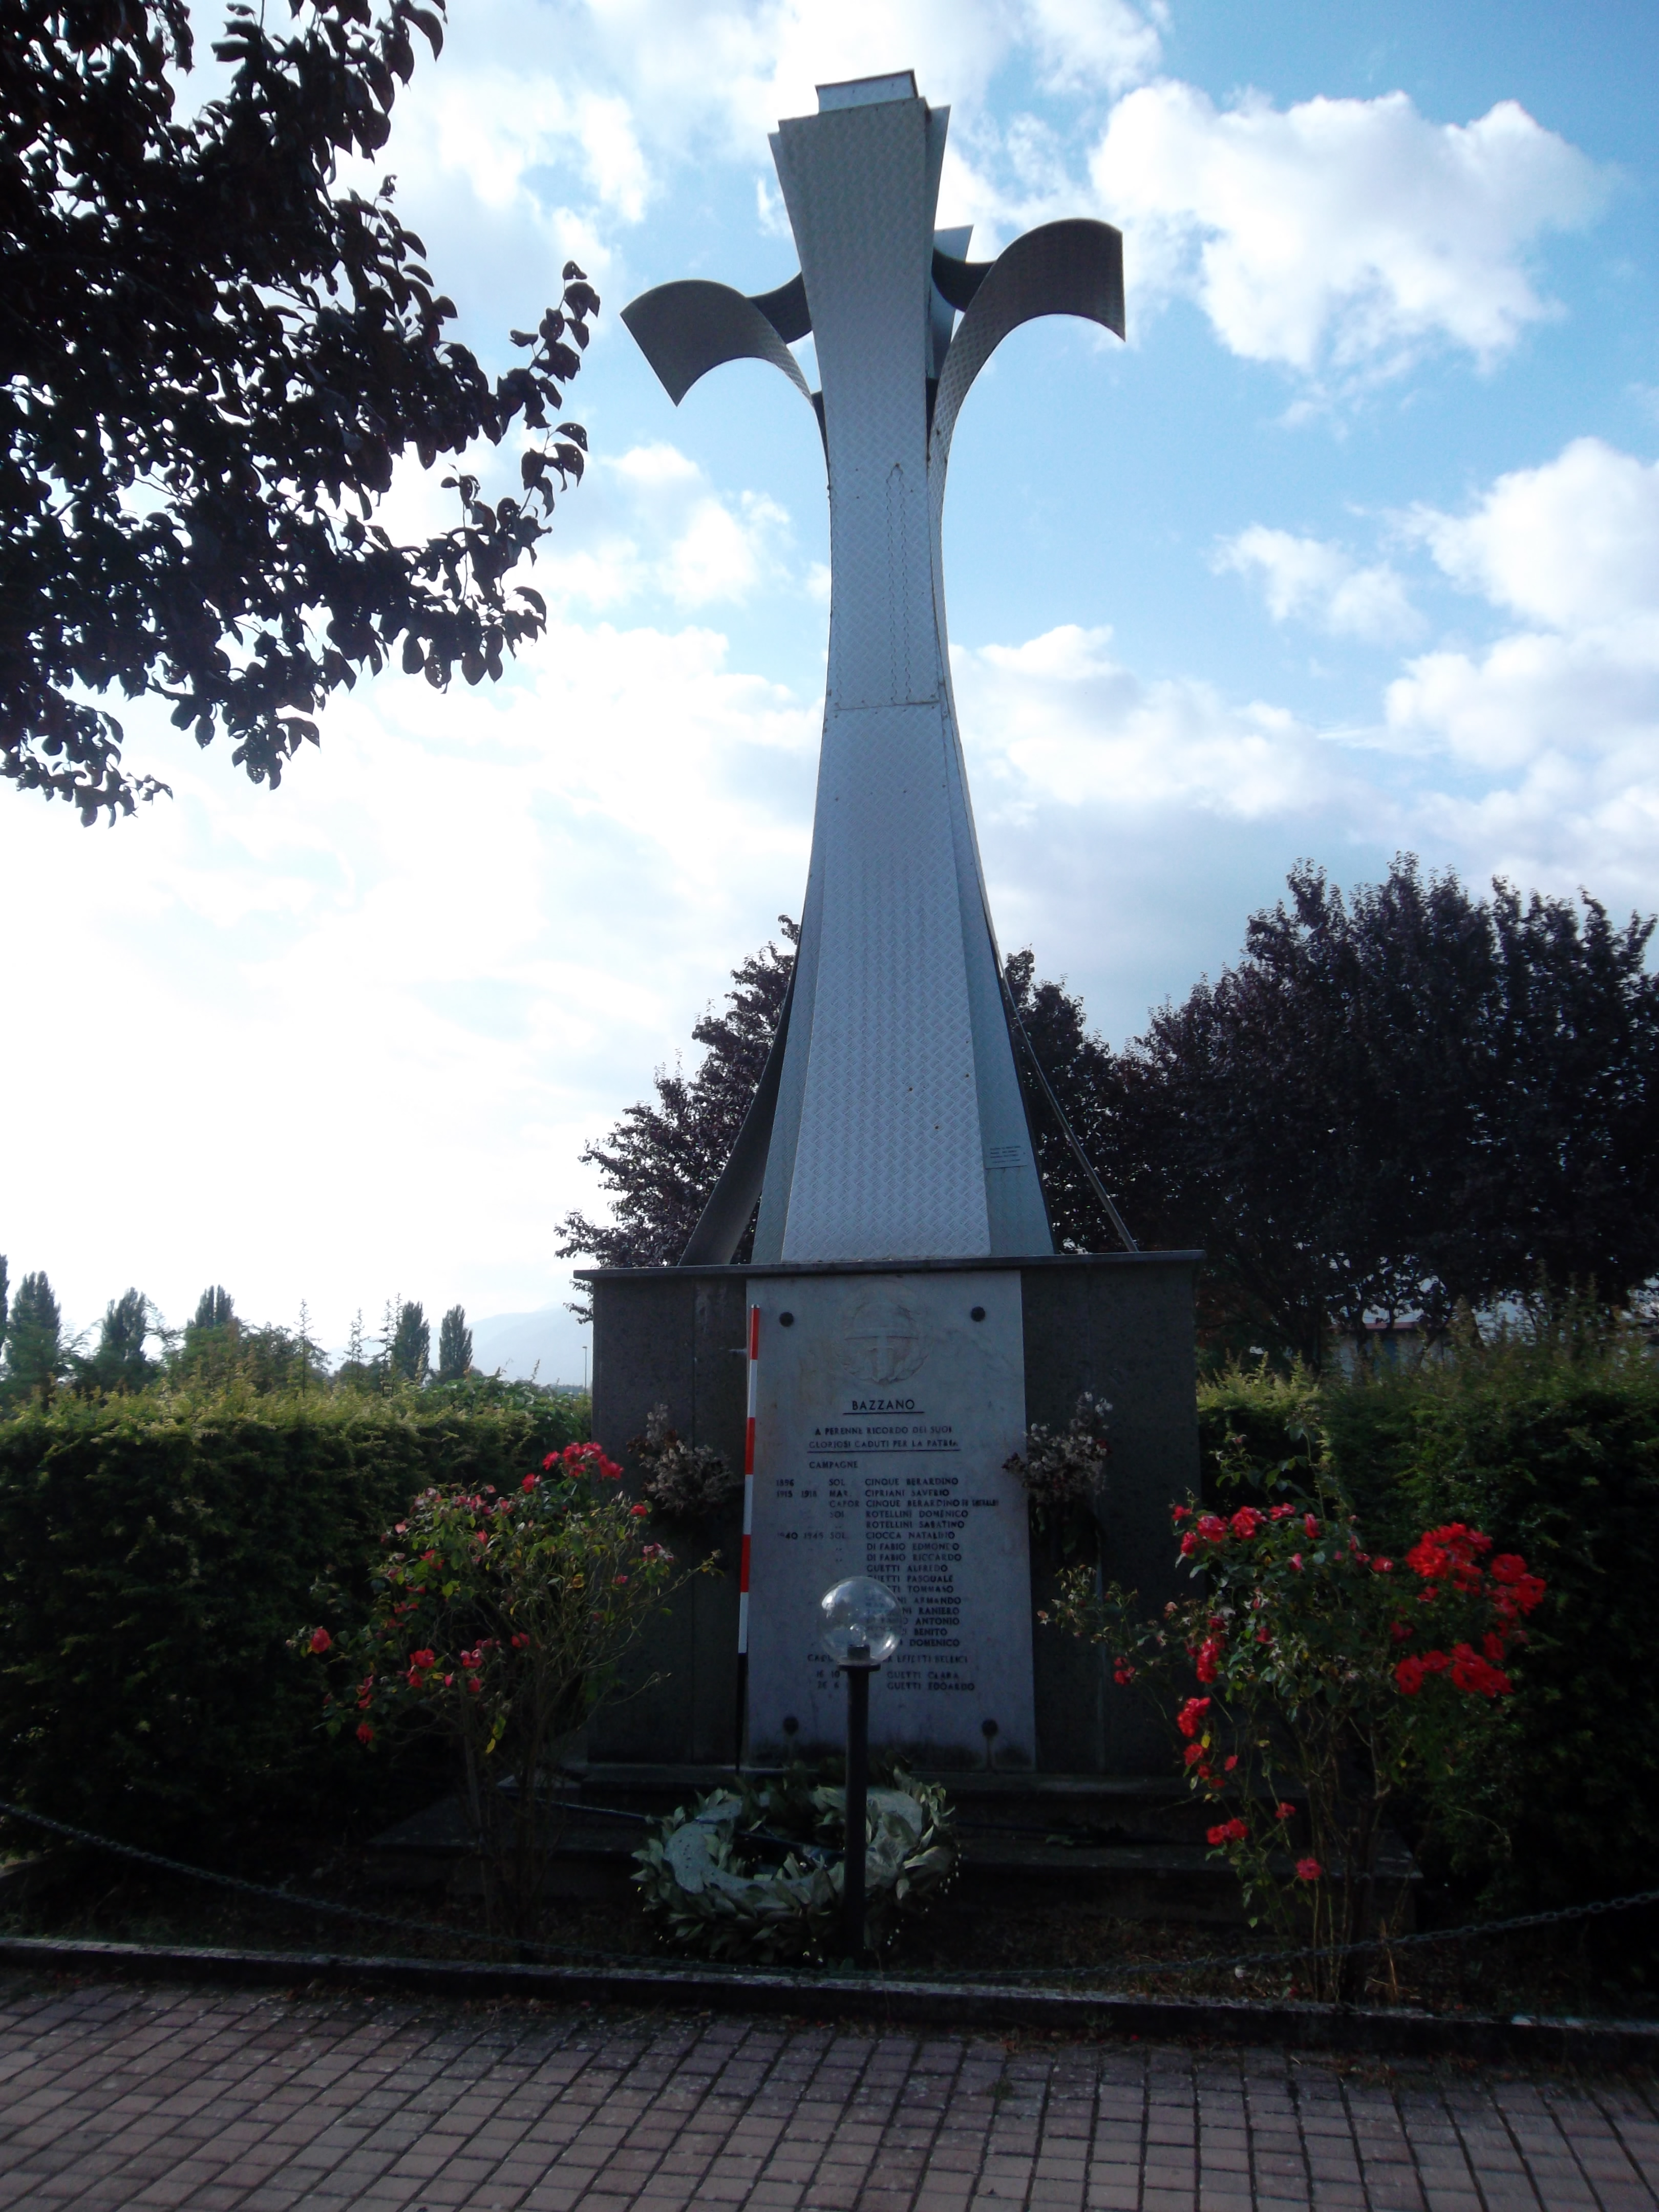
<box><xmin>839</xmin><ymin>1299</ymin><xmax>925</xmax><ymax>1388</ymax></box>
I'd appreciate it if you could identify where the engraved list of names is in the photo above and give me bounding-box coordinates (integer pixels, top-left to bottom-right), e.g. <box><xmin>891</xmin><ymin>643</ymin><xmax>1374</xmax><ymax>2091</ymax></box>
<box><xmin>744</xmin><ymin>1270</ymin><xmax>1036</xmax><ymax>1768</ymax></box>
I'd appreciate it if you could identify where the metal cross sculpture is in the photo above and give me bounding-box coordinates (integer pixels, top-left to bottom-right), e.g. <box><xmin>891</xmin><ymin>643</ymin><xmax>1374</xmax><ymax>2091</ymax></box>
<box><xmin>623</xmin><ymin>71</ymin><xmax>1124</xmax><ymax>1269</ymax></box>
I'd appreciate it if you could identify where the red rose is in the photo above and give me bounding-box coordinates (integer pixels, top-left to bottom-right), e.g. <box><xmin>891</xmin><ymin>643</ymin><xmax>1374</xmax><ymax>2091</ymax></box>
<box><xmin>1274</xmin><ymin>1802</ymin><xmax>1295</xmax><ymax>1822</ymax></box>
<box><xmin>1304</xmin><ymin>1513</ymin><xmax>1318</xmax><ymax>1539</ymax></box>
<box><xmin>1449</xmin><ymin>1642</ymin><xmax>1511</xmax><ymax>1697</ymax></box>
<box><xmin>1295</xmin><ymin>1858</ymin><xmax>1322</xmax><ymax>1881</ymax></box>
<box><xmin>1177</xmin><ymin>1696</ymin><xmax>1210</xmax><ymax>1738</ymax></box>
<box><xmin>1229</xmin><ymin>1506</ymin><xmax>1263</xmax><ymax>1539</ymax></box>
<box><xmin>630</xmin><ymin>1503</ymin><xmax>649</xmax><ymax>1518</ymax></box>
<box><xmin>356</xmin><ymin>1722</ymin><xmax>374</xmax><ymax>1745</ymax></box>
<box><xmin>308</xmin><ymin>1627</ymin><xmax>332</xmax><ymax>1655</ymax></box>
<box><xmin>1207</xmin><ymin>1818</ymin><xmax>1248</xmax><ymax>1846</ymax></box>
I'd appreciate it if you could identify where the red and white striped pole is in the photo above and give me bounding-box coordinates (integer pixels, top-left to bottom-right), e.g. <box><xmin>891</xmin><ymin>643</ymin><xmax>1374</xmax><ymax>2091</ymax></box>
<box><xmin>734</xmin><ymin>1301</ymin><xmax>759</xmax><ymax>1764</ymax></box>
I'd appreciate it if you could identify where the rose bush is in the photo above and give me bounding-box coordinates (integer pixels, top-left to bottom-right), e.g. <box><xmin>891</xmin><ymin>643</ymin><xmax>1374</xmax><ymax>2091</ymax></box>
<box><xmin>1197</xmin><ymin>1321</ymin><xmax>1659</xmax><ymax>1925</ymax></box>
<box><xmin>1045</xmin><ymin>1474</ymin><xmax>1543</xmax><ymax>2000</ymax></box>
<box><xmin>302</xmin><ymin>1440</ymin><xmax>702</xmax><ymax>1933</ymax></box>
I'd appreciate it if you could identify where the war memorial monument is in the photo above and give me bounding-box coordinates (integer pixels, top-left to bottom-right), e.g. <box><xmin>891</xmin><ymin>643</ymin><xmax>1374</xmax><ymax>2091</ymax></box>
<box><xmin>580</xmin><ymin>71</ymin><xmax>1199</xmax><ymax>1784</ymax></box>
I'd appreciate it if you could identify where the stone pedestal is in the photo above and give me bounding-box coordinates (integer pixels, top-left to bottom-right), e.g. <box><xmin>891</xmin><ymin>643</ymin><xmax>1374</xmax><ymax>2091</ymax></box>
<box><xmin>579</xmin><ymin>1252</ymin><xmax>1199</xmax><ymax>1778</ymax></box>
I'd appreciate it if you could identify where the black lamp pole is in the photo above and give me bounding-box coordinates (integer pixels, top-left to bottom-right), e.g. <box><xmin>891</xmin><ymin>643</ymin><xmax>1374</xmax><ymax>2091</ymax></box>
<box><xmin>840</xmin><ymin>1644</ymin><xmax>873</xmax><ymax>1963</ymax></box>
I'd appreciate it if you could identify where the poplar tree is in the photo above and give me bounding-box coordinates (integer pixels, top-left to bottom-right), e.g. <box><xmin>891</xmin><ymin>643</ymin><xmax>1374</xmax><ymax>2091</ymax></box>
<box><xmin>437</xmin><ymin>1303</ymin><xmax>472</xmax><ymax>1382</ymax></box>
<box><xmin>80</xmin><ymin>1286</ymin><xmax>157</xmax><ymax>1393</ymax></box>
<box><xmin>2</xmin><ymin>1270</ymin><xmax>63</xmax><ymax>1402</ymax></box>
<box><xmin>390</xmin><ymin>1298</ymin><xmax>429</xmax><ymax>1384</ymax></box>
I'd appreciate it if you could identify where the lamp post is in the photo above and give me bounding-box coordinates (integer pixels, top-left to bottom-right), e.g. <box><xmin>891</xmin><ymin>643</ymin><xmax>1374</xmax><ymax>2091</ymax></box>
<box><xmin>819</xmin><ymin>1576</ymin><xmax>902</xmax><ymax>1964</ymax></box>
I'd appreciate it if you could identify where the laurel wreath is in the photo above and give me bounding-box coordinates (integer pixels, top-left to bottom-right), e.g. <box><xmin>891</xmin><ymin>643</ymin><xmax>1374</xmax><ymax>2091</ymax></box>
<box><xmin>632</xmin><ymin>1775</ymin><xmax>956</xmax><ymax>1963</ymax></box>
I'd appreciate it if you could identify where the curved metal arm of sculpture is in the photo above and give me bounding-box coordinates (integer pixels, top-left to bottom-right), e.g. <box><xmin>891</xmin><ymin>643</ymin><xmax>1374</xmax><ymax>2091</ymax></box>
<box><xmin>620</xmin><ymin>279</ymin><xmax>815</xmax><ymax>409</ymax></box>
<box><xmin>929</xmin><ymin>219</ymin><xmax>1125</xmax><ymax>479</ymax></box>
<box><xmin>931</xmin><ymin>245</ymin><xmax>991</xmax><ymax>314</ymax></box>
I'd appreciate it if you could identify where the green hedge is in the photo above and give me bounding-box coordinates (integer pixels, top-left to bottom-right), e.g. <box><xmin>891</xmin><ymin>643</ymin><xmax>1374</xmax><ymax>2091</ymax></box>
<box><xmin>1197</xmin><ymin>1335</ymin><xmax>1659</xmax><ymax>1914</ymax></box>
<box><xmin>1401</xmin><ymin>1334</ymin><xmax>1659</xmax><ymax>1912</ymax></box>
<box><xmin>0</xmin><ymin>1382</ymin><xmax>587</xmax><ymax>1849</ymax></box>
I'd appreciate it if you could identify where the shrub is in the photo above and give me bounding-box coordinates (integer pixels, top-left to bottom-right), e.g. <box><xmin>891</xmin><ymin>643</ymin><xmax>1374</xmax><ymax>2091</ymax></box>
<box><xmin>305</xmin><ymin>1442</ymin><xmax>699</xmax><ymax>1934</ymax></box>
<box><xmin>1400</xmin><ymin>1318</ymin><xmax>1659</xmax><ymax>1912</ymax></box>
<box><xmin>1046</xmin><ymin>1477</ymin><xmax>1542</xmax><ymax>1999</ymax></box>
<box><xmin>0</xmin><ymin>1381</ymin><xmax>587</xmax><ymax>1850</ymax></box>
<box><xmin>1195</xmin><ymin>1323</ymin><xmax>1659</xmax><ymax>1920</ymax></box>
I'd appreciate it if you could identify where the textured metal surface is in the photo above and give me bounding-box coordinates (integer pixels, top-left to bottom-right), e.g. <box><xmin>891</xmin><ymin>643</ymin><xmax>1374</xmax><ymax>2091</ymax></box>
<box><xmin>931</xmin><ymin>218</ymin><xmax>1124</xmax><ymax>475</ymax></box>
<box><xmin>620</xmin><ymin>280</ymin><xmax>813</xmax><ymax>409</ymax></box>
<box><xmin>626</xmin><ymin>79</ymin><xmax>1122</xmax><ymax>1268</ymax></box>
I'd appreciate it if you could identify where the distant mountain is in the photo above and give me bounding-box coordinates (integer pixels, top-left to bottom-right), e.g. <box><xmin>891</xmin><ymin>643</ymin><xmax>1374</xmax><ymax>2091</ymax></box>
<box><xmin>469</xmin><ymin>1306</ymin><xmax>587</xmax><ymax>1389</ymax></box>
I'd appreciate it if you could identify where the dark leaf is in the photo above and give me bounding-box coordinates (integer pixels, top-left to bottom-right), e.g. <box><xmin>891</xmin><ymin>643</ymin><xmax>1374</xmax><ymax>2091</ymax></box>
<box><xmin>0</xmin><ymin>0</ymin><xmax>594</xmax><ymax>816</ymax></box>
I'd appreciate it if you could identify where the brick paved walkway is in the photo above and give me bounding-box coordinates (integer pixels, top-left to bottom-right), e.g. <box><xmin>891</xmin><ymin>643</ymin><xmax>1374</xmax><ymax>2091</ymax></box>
<box><xmin>0</xmin><ymin>1977</ymin><xmax>1653</xmax><ymax>2212</ymax></box>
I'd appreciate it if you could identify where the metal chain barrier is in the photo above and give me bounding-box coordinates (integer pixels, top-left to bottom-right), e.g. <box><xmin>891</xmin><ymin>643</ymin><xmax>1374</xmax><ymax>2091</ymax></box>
<box><xmin>0</xmin><ymin>1798</ymin><xmax>626</xmax><ymax>1968</ymax></box>
<box><xmin>923</xmin><ymin>1883</ymin><xmax>1659</xmax><ymax>1988</ymax></box>
<box><xmin>2</xmin><ymin>1794</ymin><xmax>1657</xmax><ymax>1995</ymax></box>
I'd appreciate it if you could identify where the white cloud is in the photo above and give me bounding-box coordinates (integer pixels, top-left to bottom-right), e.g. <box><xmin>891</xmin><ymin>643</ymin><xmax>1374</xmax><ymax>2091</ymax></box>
<box><xmin>954</xmin><ymin>624</ymin><xmax>1367</xmax><ymax>821</ymax></box>
<box><xmin>0</xmin><ymin>616</ymin><xmax>818</xmax><ymax>1360</ymax></box>
<box><xmin>1089</xmin><ymin>84</ymin><xmax>1606</xmax><ymax>377</ymax></box>
<box><xmin>531</xmin><ymin>0</ymin><xmax>1018</xmax><ymax>168</ymax></box>
<box><xmin>361</xmin><ymin>0</ymin><xmax>1167</xmax><ymax>275</ymax></box>
<box><xmin>1023</xmin><ymin>0</ymin><xmax>1165</xmax><ymax>96</ymax></box>
<box><xmin>1409</xmin><ymin>436</ymin><xmax>1659</xmax><ymax>630</ymax></box>
<box><xmin>537</xmin><ymin>442</ymin><xmax>795</xmax><ymax>610</ymax></box>
<box><xmin>1217</xmin><ymin>525</ymin><xmax>1421</xmax><ymax>641</ymax></box>
<box><xmin>350</xmin><ymin>5</ymin><xmax>1606</xmax><ymax>413</ymax></box>
<box><xmin>1384</xmin><ymin>438</ymin><xmax>1659</xmax><ymax>899</ymax></box>
<box><xmin>1388</xmin><ymin>625</ymin><xmax>1659</xmax><ymax>773</ymax></box>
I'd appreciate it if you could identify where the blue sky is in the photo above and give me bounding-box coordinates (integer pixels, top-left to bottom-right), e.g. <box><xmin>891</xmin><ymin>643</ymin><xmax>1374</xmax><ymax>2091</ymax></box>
<box><xmin>3</xmin><ymin>0</ymin><xmax>1656</xmax><ymax>1377</ymax></box>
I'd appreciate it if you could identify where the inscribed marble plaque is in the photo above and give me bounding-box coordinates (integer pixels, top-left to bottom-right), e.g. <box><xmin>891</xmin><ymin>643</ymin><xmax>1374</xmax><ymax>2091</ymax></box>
<box><xmin>745</xmin><ymin>1269</ymin><xmax>1035</xmax><ymax>1767</ymax></box>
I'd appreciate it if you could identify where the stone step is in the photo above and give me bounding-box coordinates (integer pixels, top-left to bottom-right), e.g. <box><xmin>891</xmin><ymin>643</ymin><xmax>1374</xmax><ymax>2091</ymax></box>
<box><xmin>364</xmin><ymin>1770</ymin><xmax>1417</xmax><ymax>1926</ymax></box>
